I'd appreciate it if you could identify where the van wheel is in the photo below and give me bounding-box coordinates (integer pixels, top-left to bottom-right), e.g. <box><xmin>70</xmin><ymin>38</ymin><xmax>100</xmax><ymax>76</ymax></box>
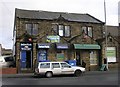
<box><xmin>45</xmin><ymin>72</ymin><xmax>53</xmax><ymax>78</ymax></box>
<box><xmin>74</xmin><ymin>70</ymin><xmax>82</xmax><ymax>77</ymax></box>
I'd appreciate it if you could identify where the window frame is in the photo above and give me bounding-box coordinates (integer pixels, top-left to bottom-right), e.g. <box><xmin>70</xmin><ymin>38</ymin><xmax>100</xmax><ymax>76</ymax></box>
<box><xmin>52</xmin><ymin>63</ymin><xmax>60</xmax><ymax>68</ymax></box>
<box><xmin>82</xmin><ymin>26</ymin><xmax>93</xmax><ymax>37</ymax></box>
<box><xmin>25</xmin><ymin>23</ymin><xmax>38</xmax><ymax>35</ymax></box>
<box><xmin>52</xmin><ymin>24</ymin><xmax>71</xmax><ymax>37</ymax></box>
<box><xmin>40</xmin><ymin>63</ymin><xmax>50</xmax><ymax>68</ymax></box>
<box><xmin>61</xmin><ymin>63</ymin><xmax>71</xmax><ymax>68</ymax></box>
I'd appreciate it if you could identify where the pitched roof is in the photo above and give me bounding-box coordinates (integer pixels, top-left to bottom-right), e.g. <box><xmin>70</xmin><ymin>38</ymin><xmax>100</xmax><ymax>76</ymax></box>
<box><xmin>107</xmin><ymin>26</ymin><xmax>119</xmax><ymax>37</ymax></box>
<box><xmin>15</xmin><ymin>8</ymin><xmax>104</xmax><ymax>24</ymax></box>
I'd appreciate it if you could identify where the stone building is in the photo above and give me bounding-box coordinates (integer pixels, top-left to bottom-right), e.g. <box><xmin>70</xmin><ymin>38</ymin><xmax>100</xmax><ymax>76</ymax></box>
<box><xmin>13</xmin><ymin>8</ymin><xmax>107</xmax><ymax>73</ymax></box>
<box><xmin>99</xmin><ymin>26</ymin><xmax>119</xmax><ymax>70</ymax></box>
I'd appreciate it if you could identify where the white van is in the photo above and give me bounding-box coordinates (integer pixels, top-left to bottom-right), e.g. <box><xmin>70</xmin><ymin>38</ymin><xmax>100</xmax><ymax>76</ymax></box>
<box><xmin>0</xmin><ymin>55</ymin><xmax>15</xmax><ymax>68</ymax></box>
<box><xmin>34</xmin><ymin>61</ymin><xmax>85</xmax><ymax>78</ymax></box>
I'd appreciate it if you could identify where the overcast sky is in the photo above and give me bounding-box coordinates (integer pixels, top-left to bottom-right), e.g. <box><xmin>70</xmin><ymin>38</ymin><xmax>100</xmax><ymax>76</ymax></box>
<box><xmin>0</xmin><ymin>0</ymin><xmax>119</xmax><ymax>49</ymax></box>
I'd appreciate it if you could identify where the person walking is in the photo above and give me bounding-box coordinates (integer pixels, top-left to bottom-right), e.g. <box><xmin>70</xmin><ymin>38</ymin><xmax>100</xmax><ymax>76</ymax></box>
<box><xmin>82</xmin><ymin>60</ymin><xmax>86</xmax><ymax>68</ymax></box>
<box><xmin>103</xmin><ymin>58</ymin><xmax>108</xmax><ymax>71</ymax></box>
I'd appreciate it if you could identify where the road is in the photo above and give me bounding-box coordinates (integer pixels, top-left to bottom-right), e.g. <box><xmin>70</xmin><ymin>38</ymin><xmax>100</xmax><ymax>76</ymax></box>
<box><xmin>1</xmin><ymin>70</ymin><xmax>119</xmax><ymax>86</ymax></box>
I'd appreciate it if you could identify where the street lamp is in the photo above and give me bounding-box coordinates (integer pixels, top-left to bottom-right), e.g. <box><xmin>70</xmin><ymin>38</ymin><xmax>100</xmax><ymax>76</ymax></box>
<box><xmin>104</xmin><ymin>0</ymin><xmax>109</xmax><ymax>70</ymax></box>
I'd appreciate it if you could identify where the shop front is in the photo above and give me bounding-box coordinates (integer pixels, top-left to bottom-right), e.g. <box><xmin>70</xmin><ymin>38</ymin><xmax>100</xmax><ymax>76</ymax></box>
<box><xmin>20</xmin><ymin>42</ymin><xmax>33</xmax><ymax>70</ymax></box>
<box><xmin>37</xmin><ymin>43</ymin><xmax>51</xmax><ymax>62</ymax></box>
<box><xmin>56</xmin><ymin>43</ymin><xmax>69</xmax><ymax>61</ymax></box>
<box><xmin>73</xmin><ymin>44</ymin><xmax>101</xmax><ymax>71</ymax></box>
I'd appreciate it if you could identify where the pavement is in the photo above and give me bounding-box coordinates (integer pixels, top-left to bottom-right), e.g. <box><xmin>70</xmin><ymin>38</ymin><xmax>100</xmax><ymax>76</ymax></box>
<box><xmin>1</xmin><ymin>69</ymin><xmax>118</xmax><ymax>78</ymax></box>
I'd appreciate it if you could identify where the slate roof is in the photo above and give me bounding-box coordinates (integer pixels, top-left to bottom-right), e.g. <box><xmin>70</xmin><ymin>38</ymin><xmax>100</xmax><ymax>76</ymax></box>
<box><xmin>15</xmin><ymin>8</ymin><xmax>104</xmax><ymax>24</ymax></box>
<box><xmin>107</xmin><ymin>26</ymin><xmax>119</xmax><ymax>37</ymax></box>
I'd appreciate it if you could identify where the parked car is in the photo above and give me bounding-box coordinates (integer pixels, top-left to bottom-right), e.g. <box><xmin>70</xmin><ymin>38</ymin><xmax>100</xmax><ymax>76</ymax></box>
<box><xmin>0</xmin><ymin>55</ymin><xmax>15</xmax><ymax>68</ymax></box>
<box><xmin>34</xmin><ymin>61</ymin><xmax>85</xmax><ymax>78</ymax></box>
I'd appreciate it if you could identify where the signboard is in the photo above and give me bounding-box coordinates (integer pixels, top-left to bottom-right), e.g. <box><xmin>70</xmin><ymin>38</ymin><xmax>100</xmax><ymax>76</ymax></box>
<box><xmin>74</xmin><ymin>44</ymin><xmax>100</xmax><ymax>49</ymax></box>
<box><xmin>46</xmin><ymin>36</ymin><xmax>60</xmax><ymax>43</ymax></box>
<box><xmin>106</xmin><ymin>47</ymin><xmax>116</xmax><ymax>62</ymax></box>
<box><xmin>20</xmin><ymin>43</ymin><xmax>32</xmax><ymax>50</ymax></box>
<box><xmin>56</xmin><ymin>43</ymin><xmax>68</xmax><ymax>49</ymax></box>
<box><xmin>38</xmin><ymin>43</ymin><xmax>50</xmax><ymax>48</ymax></box>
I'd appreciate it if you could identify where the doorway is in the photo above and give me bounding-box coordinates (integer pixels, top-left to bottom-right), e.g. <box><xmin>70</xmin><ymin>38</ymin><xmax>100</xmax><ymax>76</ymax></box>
<box><xmin>20</xmin><ymin>50</ymin><xmax>32</xmax><ymax>69</ymax></box>
<box><xmin>76</xmin><ymin>51</ymin><xmax>81</xmax><ymax>66</ymax></box>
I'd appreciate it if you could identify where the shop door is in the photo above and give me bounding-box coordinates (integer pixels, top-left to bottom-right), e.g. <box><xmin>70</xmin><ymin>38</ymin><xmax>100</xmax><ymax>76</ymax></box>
<box><xmin>26</xmin><ymin>51</ymin><xmax>32</xmax><ymax>68</ymax></box>
<box><xmin>21</xmin><ymin>51</ymin><xmax>26</xmax><ymax>68</ymax></box>
<box><xmin>38</xmin><ymin>50</ymin><xmax>47</xmax><ymax>61</ymax></box>
<box><xmin>76</xmin><ymin>51</ymin><xmax>81</xmax><ymax>66</ymax></box>
<box><xmin>20</xmin><ymin>50</ymin><xmax>32</xmax><ymax>69</ymax></box>
<box><xmin>80</xmin><ymin>51</ymin><xmax>90</xmax><ymax>71</ymax></box>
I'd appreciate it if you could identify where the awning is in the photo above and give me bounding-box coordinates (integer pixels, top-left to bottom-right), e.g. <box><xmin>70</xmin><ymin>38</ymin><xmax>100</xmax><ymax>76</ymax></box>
<box><xmin>56</xmin><ymin>43</ymin><xmax>69</xmax><ymax>49</ymax></box>
<box><xmin>38</xmin><ymin>43</ymin><xmax>51</xmax><ymax>48</ymax></box>
<box><xmin>74</xmin><ymin>44</ymin><xmax>100</xmax><ymax>49</ymax></box>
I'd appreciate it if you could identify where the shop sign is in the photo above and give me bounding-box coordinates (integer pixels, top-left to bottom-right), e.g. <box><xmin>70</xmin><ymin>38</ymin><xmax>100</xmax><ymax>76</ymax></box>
<box><xmin>74</xmin><ymin>44</ymin><xmax>100</xmax><ymax>49</ymax></box>
<box><xmin>106</xmin><ymin>47</ymin><xmax>116</xmax><ymax>62</ymax></box>
<box><xmin>38</xmin><ymin>43</ymin><xmax>50</xmax><ymax>48</ymax></box>
<box><xmin>20</xmin><ymin>43</ymin><xmax>32</xmax><ymax>50</ymax></box>
<box><xmin>56</xmin><ymin>43</ymin><xmax>68</xmax><ymax>49</ymax></box>
<box><xmin>46</xmin><ymin>36</ymin><xmax>60</xmax><ymax>43</ymax></box>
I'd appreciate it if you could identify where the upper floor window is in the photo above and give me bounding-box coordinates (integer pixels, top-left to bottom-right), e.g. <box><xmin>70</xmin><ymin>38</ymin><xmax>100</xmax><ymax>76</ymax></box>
<box><xmin>26</xmin><ymin>23</ymin><xmax>38</xmax><ymax>35</ymax></box>
<box><xmin>65</xmin><ymin>25</ymin><xmax>70</xmax><ymax>37</ymax></box>
<box><xmin>52</xmin><ymin>24</ymin><xmax>71</xmax><ymax>37</ymax></box>
<box><xmin>59</xmin><ymin>25</ymin><xmax>64</xmax><ymax>36</ymax></box>
<box><xmin>82</xmin><ymin>26</ymin><xmax>93</xmax><ymax>37</ymax></box>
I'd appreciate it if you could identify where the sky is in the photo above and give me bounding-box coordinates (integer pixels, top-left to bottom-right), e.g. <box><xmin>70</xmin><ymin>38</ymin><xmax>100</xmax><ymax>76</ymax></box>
<box><xmin>0</xmin><ymin>0</ymin><xmax>119</xmax><ymax>49</ymax></box>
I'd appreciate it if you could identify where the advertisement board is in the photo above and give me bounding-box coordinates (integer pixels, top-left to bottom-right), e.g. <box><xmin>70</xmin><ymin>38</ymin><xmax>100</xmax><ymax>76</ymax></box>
<box><xmin>106</xmin><ymin>47</ymin><xmax>116</xmax><ymax>62</ymax></box>
<box><xmin>46</xmin><ymin>36</ymin><xmax>60</xmax><ymax>43</ymax></box>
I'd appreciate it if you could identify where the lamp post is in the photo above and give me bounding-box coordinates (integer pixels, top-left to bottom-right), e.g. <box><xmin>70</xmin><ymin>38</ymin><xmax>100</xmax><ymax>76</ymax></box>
<box><xmin>104</xmin><ymin>0</ymin><xmax>108</xmax><ymax>70</ymax></box>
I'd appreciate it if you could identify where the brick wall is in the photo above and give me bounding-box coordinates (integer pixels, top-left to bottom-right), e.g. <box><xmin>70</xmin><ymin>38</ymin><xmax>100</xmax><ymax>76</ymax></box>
<box><xmin>0</xmin><ymin>68</ymin><xmax>17</xmax><ymax>74</ymax></box>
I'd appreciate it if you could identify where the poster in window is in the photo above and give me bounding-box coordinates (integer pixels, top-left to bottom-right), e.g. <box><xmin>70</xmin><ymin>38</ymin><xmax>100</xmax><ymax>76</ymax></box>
<box><xmin>106</xmin><ymin>47</ymin><xmax>116</xmax><ymax>62</ymax></box>
<box><xmin>57</xmin><ymin>53</ymin><xmax>64</xmax><ymax>59</ymax></box>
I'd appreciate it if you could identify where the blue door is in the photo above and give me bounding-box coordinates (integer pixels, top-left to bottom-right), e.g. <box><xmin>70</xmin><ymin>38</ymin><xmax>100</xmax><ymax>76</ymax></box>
<box><xmin>21</xmin><ymin>51</ymin><xmax>26</xmax><ymax>68</ymax></box>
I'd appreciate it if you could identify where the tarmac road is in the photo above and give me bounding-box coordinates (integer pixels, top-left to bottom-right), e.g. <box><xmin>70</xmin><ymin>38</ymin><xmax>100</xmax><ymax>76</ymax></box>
<box><xmin>1</xmin><ymin>70</ymin><xmax>119</xmax><ymax>85</ymax></box>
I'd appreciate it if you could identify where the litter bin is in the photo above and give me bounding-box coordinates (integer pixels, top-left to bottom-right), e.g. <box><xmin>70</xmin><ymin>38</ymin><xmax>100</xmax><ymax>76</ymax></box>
<box><xmin>65</xmin><ymin>60</ymin><xmax>76</xmax><ymax>66</ymax></box>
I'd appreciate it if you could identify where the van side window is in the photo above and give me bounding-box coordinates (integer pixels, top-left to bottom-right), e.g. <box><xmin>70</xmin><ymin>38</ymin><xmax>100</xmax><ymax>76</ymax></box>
<box><xmin>40</xmin><ymin>63</ymin><xmax>50</xmax><ymax>68</ymax></box>
<box><xmin>52</xmin><ymin>63</ymin><xmax>60</xmax><ymax>68</ymax></box>
<box><xmin>61</xmin><ymin>63</ymin><xmax>70</xmax><ymax>68</ymax></box>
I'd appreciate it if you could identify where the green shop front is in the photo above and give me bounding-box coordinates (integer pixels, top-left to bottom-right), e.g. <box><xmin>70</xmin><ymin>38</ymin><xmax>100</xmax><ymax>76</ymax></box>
<box><xmin>73</xmin><ymin>44</ymin><xmax>101</xmax><ymax>71</ymax></box>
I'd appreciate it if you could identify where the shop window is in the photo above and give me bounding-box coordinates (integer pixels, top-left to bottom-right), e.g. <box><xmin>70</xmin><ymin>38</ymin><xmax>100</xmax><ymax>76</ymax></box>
<box><xmin>56</xmin><ymin>50</ymin><xmax>64</xmax><ymax>59</ymax></box>
<box><xmin>82</xmin><ymin>26</ymin><xmax>93</xmax><ymax>37</ymax></box>
<box><xmin>59</xmin><ymin>25</ymin><xmax>64</xmax><ymax>36</ymax></box>
<box><xmin>26</xmin><ymin>23</ymin><xmax>38</xmax><ymax>35</ymax></box>
<box><xmin>90</xmin><ymin>51</ymin><xmax>97</xmax><ymax>65</ymax></box>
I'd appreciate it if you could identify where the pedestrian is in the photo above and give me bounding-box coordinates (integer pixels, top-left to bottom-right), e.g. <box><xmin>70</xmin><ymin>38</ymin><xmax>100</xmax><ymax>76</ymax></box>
<box><xmin>82</xmin><ymin>60</ymin><xmax>86</xmax><ymax>68</ymax></box>
<box><xmin>103</xmin><ymin>58</ymin><xmax>107</xmax><ymax>71</ymax></box>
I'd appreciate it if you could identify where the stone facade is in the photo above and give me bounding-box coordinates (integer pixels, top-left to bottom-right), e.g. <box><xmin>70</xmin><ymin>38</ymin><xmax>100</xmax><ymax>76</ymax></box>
<box><xmin>14</xmin><ymin>9</ymin><xmax>118</xmax><ymax>73</ymax></box>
